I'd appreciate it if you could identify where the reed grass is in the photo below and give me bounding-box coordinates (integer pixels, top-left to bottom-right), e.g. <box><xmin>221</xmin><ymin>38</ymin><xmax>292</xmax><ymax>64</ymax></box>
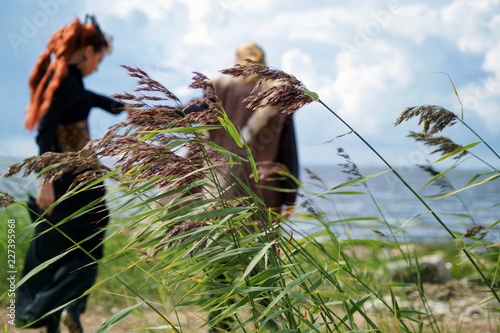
<box><xmin>1</xmin><ymin>64</ymin><xmax>499</xmax><ymax>332</ymax></box>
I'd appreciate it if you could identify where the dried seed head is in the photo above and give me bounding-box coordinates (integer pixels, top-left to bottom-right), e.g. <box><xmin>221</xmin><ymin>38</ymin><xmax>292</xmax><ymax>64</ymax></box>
<box><xmin>462</xmin><ymin>225</ymin><xmax>485</xmax><ymax>239</ymax></box>
<box><xmin>408</xmin><ymin>132</ymin><xmax>467</xmax><ymax>159</ymax></box>
<box><xmin>186</xmin><ymin>110</ymin><xmax>219</xmax><ymax>125</ymax></box>
<box><xmin>395</xmin><ymin>105</ymin><xmax>457</xmax><ymax>137</ymax></box>
<box><xmin>2</xmin><ymin>156</ymin><xmax>39</xmax><ymax>179</ymax></box>
<box><xmin>244</xmin><ymin>82</ymin><xmax>313</xmax><ymax>114</ymax></box>
<box><xmin>1</xmin><ymin>152</ymin><xmax>110</xmax><ymax>187</ymax></box>
<box><xmin>189</xmin><ymin>72</ymin><xmax>214</xmax><ymax>91</ymax></box>
<box><xmin>417</xmin><ymin>164</ymin><xmax>454</xmax><ymax>193</ymax></box>
<box><xmin>120</xmin><ymin>65</ymin><xmax>180</xmax><ymax>104</ymax></box>
<box><xmin>304</xmin><ymin>168</ymin><xmax>322</xmax><ymax>182</ymax></box>
<box><xmin>125</xmin><ymin>107</ymin><xmax>188</xmax><ymax>131</ymax></box>
<box><xmin>373</xmin><ymin>230</ymin><xmax>388</xmax><ymax>238</ymax></box>
<box><xmin>337</xmin><ymin>147</ymin><xmax>362</xmax><ymax>179</ymax></box>
<box><xmin>220</xmin><ymin>61</ymin><xmax>302</xmax><ymax>87</ymax></box>
<box><xmin>188</xmin><ymin>72</ymin><xmax>225</xmax><ymax>115</ymax></box>
<box><xmin>90</xmin><ymin>135</ymin><xmax>206</xmax><ymax>190</ymax></box>
<box><xmin>221</xmin><ymin>60</ymin><xmax>313</xmax><ymax>114</ymax></box>
<box><xmin>80</xmin><ymin>67</ymin><xmax>217</xmax><ymax>191</ymax></box>
<box><xmin>0</xmin><ymin>191</ymin><xmax>16</xmax><ymax>209</ymax></box>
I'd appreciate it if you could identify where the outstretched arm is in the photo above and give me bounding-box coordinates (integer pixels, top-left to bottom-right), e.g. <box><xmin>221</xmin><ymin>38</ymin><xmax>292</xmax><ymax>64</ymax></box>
<box><xmin>88</xmin><ymin>91</ymin><xmax>125</xmax><ymax>115</ymax></box>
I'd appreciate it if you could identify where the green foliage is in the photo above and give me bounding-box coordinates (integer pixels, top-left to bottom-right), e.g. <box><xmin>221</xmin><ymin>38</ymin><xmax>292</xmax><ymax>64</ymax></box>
<box><xmin>2</xmin><ymin>66</ymin><xmax>500</xmax><ymax>332</ymax></box>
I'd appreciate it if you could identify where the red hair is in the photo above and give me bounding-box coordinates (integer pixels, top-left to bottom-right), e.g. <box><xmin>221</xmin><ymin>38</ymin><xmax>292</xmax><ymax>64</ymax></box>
<box><xmin>25</xmin><ymin>18</ymin><xmax>108</xmax><ymax>131</ymax></box>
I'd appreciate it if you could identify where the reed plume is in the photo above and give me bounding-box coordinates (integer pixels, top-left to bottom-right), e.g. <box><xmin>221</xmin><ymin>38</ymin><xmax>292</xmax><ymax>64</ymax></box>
<box><xmin>409</xmin><ymin>132</ymin><xmax>467</xmax><ymax>159</ymax></box>
<box><xmin>186</xmin><ymin>72</ymin><xmax>224</xmax><ymax>116</ymax></box>
<box><xmin>220</xmin><ymin>60</ymin><xmax>314</xmax><ymax>114</ymax></box>
<box><xmin>337</xmin><ymin>147</ymin><xmax>362</xmax><ymax>180</ymax></box>
<box><xmin>395</xmin><ymin>105</ymin><xmax>457</xmax><ymax>138</ymax></box>
<box><xmin>88</xmin><ymin>136</ymin><xmax>206</xmax><ymax>189</ymax></box>
<box><xmin>0</xmin><ymin>191</ymin><xmax>16</xmax><ymax>209</ymax></box>
<box><xmin>1</xmin><ymin>151</ymin><xmax>110</xmax><ymax>187</ymax></box>
<box><xmin>119</xmin><ymin>65</ymin><xmax>180</xmax><ymax>104</ymax></box>
<box><xmin>304</xmin><ymin>167</ymin><xmax>322</xmax><ymax>183</ymax></box>
<box><xmin>462</xmin><ymin>225</ymin><xmax>487</xmax><ymax>240</ymax></box>
<box><xmin>86</xmin><ymin>67</ymin><xmax>227</xmax><ymax>190</ymax></box>
<box><xmin>417</xmin><ymin>164</ymin><xmax>454</xmax><ymax>193</ymax></box>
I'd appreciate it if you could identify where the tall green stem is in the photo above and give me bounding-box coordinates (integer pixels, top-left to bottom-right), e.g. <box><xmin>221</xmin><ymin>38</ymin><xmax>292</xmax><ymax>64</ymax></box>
<box><xmin>458</xmin><ymin>118</ymin><xmax>500</xmax><ymax>161</ymax></box>
<box><xmin>317</xmin><ymin>98</ymin><xmax>500</xmax><ymax>303</ymax></box>
<box><xmin>317</xmin><ymin>99</ymin><xmax>454</xmax><ymax>237</ymax></box>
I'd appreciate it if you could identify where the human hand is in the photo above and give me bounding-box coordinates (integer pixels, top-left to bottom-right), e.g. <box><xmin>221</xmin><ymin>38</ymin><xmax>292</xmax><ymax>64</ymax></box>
<box><xmin>37</xmin><ymin>182</ymin><xmax>55</xmax><ymax>215</ymax></box>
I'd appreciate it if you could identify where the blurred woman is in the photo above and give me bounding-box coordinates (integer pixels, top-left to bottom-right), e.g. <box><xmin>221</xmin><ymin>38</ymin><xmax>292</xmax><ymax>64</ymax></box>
<box><xmin>17</xmin><ymin>15</ymin><xmax>125</xmax><ymax>333</ymax></box>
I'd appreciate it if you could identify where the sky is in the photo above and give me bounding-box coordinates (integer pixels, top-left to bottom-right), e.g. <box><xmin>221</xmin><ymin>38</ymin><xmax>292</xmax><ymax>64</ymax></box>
<box><xmin>2</xmin><ymin>0</ymin><xmax>500</xmax><ymax>175</ymax></box>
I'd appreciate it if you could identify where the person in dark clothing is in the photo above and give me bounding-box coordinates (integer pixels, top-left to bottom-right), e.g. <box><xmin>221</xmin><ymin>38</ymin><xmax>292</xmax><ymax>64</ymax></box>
<box><xmin>17</xmin><ymin>15</ymin><xmax>125</xmax><ymax>333</ymax></box>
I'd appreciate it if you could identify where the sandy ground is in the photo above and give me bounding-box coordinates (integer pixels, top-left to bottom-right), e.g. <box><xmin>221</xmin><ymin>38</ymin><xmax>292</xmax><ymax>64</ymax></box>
<box><xmin>1</xmin><ymin>300</ymin><xmax>205</xmax><ymax>332</ymax></box>
<box><xmin>2</xmin><ymin>282</ymin><xmax>499</xmax><ymax>332</ymax></box>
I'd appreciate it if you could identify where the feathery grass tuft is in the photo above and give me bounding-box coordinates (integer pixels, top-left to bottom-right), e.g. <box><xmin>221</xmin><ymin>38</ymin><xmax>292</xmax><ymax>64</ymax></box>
<box><xmin>395</xmin><ymin>105</ymin><xmax>457</xmax><ymax>137</ymax></box>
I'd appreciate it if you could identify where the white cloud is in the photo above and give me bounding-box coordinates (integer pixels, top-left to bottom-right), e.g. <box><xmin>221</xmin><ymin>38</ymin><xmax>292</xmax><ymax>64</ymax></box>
<box><xmin>263</xmin><ymin>7</ymin><xmax>355</xmax><ymax>45</ymax></box>
<box><xmin>483</xmin><ymin>42</ymin><xmax>500</xmax><ymax>78</ymax></box>
<box><xmin>331</xmin><ymin>41</ymin><xmax>413</xmax><ymax>134</ymax></box>
<box><xmin>389</xmin><ymin>4</ymin><xmax>440</xmax><ymax>44</ymax></box>
<box><xmin>181</xmin><ymin>1</ymin><xmax>214</xmax><ymax>45</ymax></box>
<box><xmin>456</xmin><ymin>77</ymin><xmax>500</xmax><ymax>132</ymax></box>
<box><xmin>3</xmin><ymin>0</ymin><xmax>500</xmax><ymax>168</ymax></box>
<box><xmin>440</xmin><ymin>0</ymin><xmax>500</xmax><ymax>53</ymax></box>
<box><xmin>281</xmin><ymin>48</ymin><xmax>318</xmax><ymax>88</ymax></box>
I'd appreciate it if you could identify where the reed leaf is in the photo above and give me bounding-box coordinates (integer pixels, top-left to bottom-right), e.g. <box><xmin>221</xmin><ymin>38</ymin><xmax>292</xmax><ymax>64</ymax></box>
<box><xmin>431</xmin><ymin>142</ymin><xmax>480</xmax><ymax>164</ymax></box>
<box><xmin>436</xmin><ymin>173</ymin><xmax>500</xmax><ymax>199</ymax></box>
<box><xmin>393</xmin><ymin>212</ymin><xmax>431</xmax><ymax>235</ymax></box>
<box><xmin>95</xmin><ymin>302</ymin><xmax>143</xmax><ymax>333</ymax></box>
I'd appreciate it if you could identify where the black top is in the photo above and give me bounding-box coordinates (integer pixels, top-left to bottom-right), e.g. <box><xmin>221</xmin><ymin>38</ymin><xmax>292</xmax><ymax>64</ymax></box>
<box><xmin>36</xmin><ymin>65</ymin><xmax>124</xmax><ymax>155</ymax></box>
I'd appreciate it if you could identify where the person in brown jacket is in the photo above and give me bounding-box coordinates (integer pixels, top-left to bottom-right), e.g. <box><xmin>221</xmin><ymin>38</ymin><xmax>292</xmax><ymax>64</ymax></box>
<box><xmin>190</xmin><ymin>41</ymin><xmax>299</xmax><ymax>216</ymax></box>
<box><xmin>203</xmin><ymin>41</ymin><xmax>298</xmax><ymax>333</ymax></box>
<box><xmin>143</xmin><ymin>42</ymin><xmax>298</xmax><ymax>332</ymax></box>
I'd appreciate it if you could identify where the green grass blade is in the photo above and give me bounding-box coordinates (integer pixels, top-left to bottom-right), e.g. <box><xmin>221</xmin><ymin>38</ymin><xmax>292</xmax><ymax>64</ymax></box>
<box><xmin>240</xmin><ymin>241</ymin><xmax>276</xmax><ymax>282</ymax></box>
<box><xmin>431</xmin><ymin>142</ymin><xmax>480</xmax><ymax>164</ymax></box>
<box><xmin>437</xmin><ymin>173</ymin><xmax>500</xmax><ymax>199</ymax></box>
<box><xmin>393</xmin><ymin>211</ymin><xmax>431</xmax><ymax>235</ymax></box>
<box><xmin>95</xmin><ymin>302</ymin><xmax>143</xmax><ymax>333</ymax></box>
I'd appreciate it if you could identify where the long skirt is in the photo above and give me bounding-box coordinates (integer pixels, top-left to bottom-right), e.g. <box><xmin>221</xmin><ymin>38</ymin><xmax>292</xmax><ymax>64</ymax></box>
<box><xmin>16</xmin><ymin>171</ymin><xmax>109</xmax><ymax>329</ymax></box>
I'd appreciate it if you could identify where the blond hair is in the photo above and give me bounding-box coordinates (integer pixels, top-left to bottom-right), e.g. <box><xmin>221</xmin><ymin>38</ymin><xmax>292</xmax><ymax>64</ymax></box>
<box><xmin>235</xmin><ymin>42</ymin><xmax>266</xmax><ymax>66</ymax></box>
<box><xmin>235</xmin><ymin>42</ymin><xmax>266</xmax><ymax>83</ymax></box>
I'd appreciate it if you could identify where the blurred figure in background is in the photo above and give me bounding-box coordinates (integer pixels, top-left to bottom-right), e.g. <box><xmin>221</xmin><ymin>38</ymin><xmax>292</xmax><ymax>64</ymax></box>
<box><xmin>18</xmin><ymin>15</ymin><xmax>125</xmax><ymax>333</ymax></box>
<box><xmin>188</xmin><ymin>41</ymin><xmax>299</xmax><ymax>217</ymax></box>
<box><xmin>183</xmin><ymin>42</ymin><xmax>299</xmax><ymax>332</ymax></box>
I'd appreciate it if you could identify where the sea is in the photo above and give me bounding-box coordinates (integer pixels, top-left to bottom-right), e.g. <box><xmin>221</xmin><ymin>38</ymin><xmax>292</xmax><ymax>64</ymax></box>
<box><xmin>295</xmin><ymin>164</ymin><xmax>500</xmax><ymax>246</ymax></box>
<box><xmin>1</xmin><ymin>157</ymin><xmax>499</xmax><ymax>247</ymax></box>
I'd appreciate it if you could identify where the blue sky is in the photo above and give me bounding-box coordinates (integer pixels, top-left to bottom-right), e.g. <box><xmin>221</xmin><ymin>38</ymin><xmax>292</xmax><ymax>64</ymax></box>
<box><xmin>2</xmin><ymin>0</ymin><xmax>500</xmax><ymax>173</ymax></box>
